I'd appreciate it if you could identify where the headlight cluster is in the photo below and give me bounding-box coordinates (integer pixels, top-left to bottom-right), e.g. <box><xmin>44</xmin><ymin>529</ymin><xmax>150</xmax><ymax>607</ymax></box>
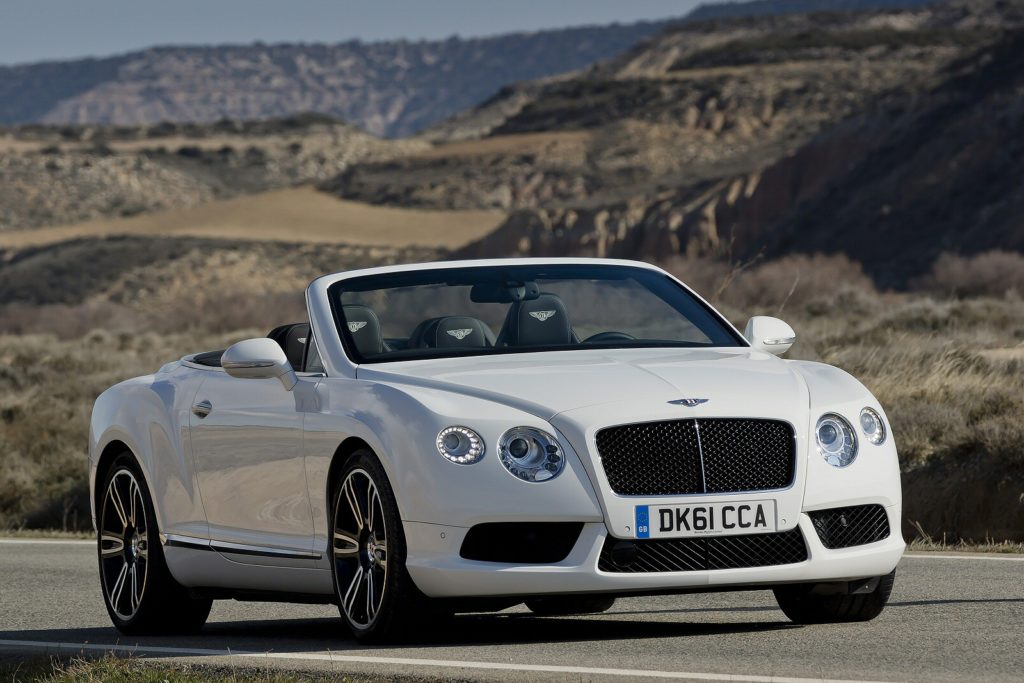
<box><xmin>435</xmin><ymin>425</ymin><xmax>566</xmax><ymax>482</ymax></box>
<box><xmin>435</xmin><ymin>426</ymin><xmax>485</xmax><ymax>464</ymax></box>
<box><xmin>859</xmin><ymin>407</ymin><xmax>886</xmax><ymax>445</ymax></box>
<box><xmin>815</xmin><ymin>407</ymin><xmax>887</xmax><ymax>468</ymax></box>
<box><xmin>498</xmin><ymin>427</ymin><xmax>564</xmax><ymax>482</ymax></box>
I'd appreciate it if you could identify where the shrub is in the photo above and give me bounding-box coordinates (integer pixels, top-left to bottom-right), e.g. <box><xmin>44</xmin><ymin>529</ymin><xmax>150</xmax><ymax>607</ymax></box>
<box><xmin>913</xmin><ymin>250</ymin><xmax>1024</xmax><ymax>299</ymax></box>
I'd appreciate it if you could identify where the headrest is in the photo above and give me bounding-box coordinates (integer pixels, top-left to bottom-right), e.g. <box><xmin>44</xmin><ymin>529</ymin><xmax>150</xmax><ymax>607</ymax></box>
<box><xmin>283</xmin><ymin>323</ymin><xmax>310</xmax><ymax>369</ymax></box>
<box><xmin>430</xmin><ymin>316</ymin><xmax>492</xmax><ymax>348</ymax></box>
<box><xmin>505</xmin><ymin>293</ymin><xmax>573</xmax><ymax>346</ymax></box>
<box><xmin>266</xmin><ymin>322</ymin><xmax>309</xmax><ymax>369</ymax></box>
<box><xmin>343</xmin><ymin>304</ymin><xmax>384</xmax><ymax>356</ymax></box>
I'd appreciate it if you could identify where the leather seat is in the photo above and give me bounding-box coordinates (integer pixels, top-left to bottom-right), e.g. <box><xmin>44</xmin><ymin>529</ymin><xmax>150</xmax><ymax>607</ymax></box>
<box><xmin>342</xmin><ymin>304</ymin><xmax>386</xmax><ymax>356</ymax></box>
<box><xmin>496</xmin><ymin>293</ymin><xmax>576</xmax><ymax>346</ymax></box>
<box><xmin>266</xmin><ymin>323</ymin><xmax>310</xmax><ymax>370</ymax></box>
<box><xmin>410</xmin><ymin>316</ymin><xmax>495</xmax><ymax>349</ymax></box>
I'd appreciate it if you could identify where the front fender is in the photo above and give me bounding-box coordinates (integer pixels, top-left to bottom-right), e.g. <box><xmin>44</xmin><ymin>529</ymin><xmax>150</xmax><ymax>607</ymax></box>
<box><xmin>789</xmin><ymin>361</ymin><xmax>903</xmax><ymax>515</ymax></box>
<box><xmin>89</xmin><ymin>364</ymin><xmax>207</xmax><ymax>538</ymax></box>
<box><xmin>303</xmin><ymin>378</ymin><xmax>604</xmax><ymax>556</ymax></box>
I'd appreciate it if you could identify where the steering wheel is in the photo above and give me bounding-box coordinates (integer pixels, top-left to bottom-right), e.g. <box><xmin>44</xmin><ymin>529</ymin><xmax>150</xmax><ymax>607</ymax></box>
<box><xmin>582</xmin><ymin>331</ymin><xmax>636</xmax><ymax>344</ymax></box>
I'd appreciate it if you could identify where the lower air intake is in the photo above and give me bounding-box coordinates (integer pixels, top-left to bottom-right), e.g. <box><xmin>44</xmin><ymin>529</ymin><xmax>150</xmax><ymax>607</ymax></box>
<box><xmin>598</xmin><ymin>528</ymin><xmax>808</xmax><ymax>573</ymax></box>
<box><xmin>809</xmin><ymin>505</ymin><xmax>890</xmax><ymax>549</ymax></box>
<box><xmin>460</xmin><ymin>522</ymin><xmax>583</xmax><ymax>564</ymax></box>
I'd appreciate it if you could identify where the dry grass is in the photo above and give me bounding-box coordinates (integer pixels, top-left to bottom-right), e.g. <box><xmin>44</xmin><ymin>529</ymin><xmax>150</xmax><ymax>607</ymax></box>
<box><xmin>0</xmin><ymin>655</ymin><xmax>371</xmax><ymax>683</ymax></box>
<box><xmin>664</xmin><ymin>253</ymin><xmax>1024</xmax><ymax>542</ymax></box>
<box><xmin>0</xmin><ymin>250</ymin><xmax>1021</xmax><ymax>541</ymax></box>
<box><xmin>0</xmin><ymin>186</ymin><xmax>505</xmax><ymax>251</ymax></box>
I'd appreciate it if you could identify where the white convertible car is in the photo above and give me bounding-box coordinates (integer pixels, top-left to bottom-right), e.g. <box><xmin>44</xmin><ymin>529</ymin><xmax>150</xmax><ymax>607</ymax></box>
<box><xmin>90</xmin><ymin>258</ymin><xmax>903</xmax><ymax>642</ymax></box>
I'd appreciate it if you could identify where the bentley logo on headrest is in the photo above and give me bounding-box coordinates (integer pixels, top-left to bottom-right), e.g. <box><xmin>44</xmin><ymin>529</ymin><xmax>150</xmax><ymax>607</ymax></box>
<box><xmin>668</xmin><ymin>398</ymin><xmax>709</xmax><ymax>407</ymax></box>
<box><xmin>529</xmin><ymin>310</ymin><xmax>557</xmax><ymax>322</ymax></box>
<box><xmin>347</xmin><ymin>321</ymin><xmax>368</xmax><ymax>332</ymax></box>
<box><xmin>446</xmin><ymin>328</ymin><xmax>474</xmax><ymax>340</ymax></box>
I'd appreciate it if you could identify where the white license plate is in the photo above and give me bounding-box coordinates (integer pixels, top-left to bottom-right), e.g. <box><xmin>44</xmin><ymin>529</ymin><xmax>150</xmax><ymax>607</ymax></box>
<box><xmin>635</xmin><ymin>500</ymin><xmax>777</xmax><ymax>539</ymax></box>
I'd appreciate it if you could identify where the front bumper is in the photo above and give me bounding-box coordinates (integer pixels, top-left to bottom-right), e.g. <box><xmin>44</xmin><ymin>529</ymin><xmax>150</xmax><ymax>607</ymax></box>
<box><xmin>404</xmin><ymin>504</ymin><xmax>905</xmax><ymax>598</ymax></box>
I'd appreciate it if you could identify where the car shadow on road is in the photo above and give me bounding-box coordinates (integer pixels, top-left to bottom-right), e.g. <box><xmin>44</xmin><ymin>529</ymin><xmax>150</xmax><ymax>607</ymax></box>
<box><xmin>0</xmin><ymin>612</ymin><xmax>797</xmax><ymax>656</ymax></box>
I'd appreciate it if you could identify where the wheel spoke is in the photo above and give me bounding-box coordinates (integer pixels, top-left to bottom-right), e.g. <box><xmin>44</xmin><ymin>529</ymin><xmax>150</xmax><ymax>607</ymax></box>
<box><xmin>130</xmin><ymin>564</ymin><xmax>140</xmax><ymax>611</ymax></box>
<box><xmin>100</xmin><ymin>533</ymin><xmax>124</xmax><ymax>557</ymax></box>
<box><xmin>137</xmin><ymin>538</ymin><xmax>148</xmax><ymax>561</ymax></box>
<box><xmin>343</xmin><ymin>565</ymin><xmax>363</xmax><ymax>618</ymax></box>
<box><xmin>366</xmin><ymin>483</ymin><xmax>377</xmax><ymax>531</ymax></box>
<box><xmin>333</xmin><ymin>531</ymin><xmax>359</xmax><ymax>557</ymax></box>
<box><xmin>110</xmin><ymin>561</ymin><xmax>129</xmax><ymax>613</ymax></box>
<box><xmin>366</xmin><ymin>568</ymin><xmax>377</xmax><ymax>622</ymax></box>
<box><xmin>128</xmin><ymin>478</ymin><xmax>139</xmax><ymax>527</ymax></box>
<box><xmin>343</xmin><ymin>477</ymin><xmax>364</xmax><ymax>532</ymax></box>
<box><xmin>108</xmin><ymin>480</ymin><xmax>128</xmax><ymax>530</ymax></box>
<box><xmin>374</xmin><ymin>545</ymin><xmax>387</xmax><ymax>567</ymax></box>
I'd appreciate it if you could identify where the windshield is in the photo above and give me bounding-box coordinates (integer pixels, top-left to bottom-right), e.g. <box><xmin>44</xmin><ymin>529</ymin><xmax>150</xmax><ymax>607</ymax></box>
<box><xmin>328</xmin><ymin>264</ymin><xmax>744</xmax><ymax>363</ymax></box>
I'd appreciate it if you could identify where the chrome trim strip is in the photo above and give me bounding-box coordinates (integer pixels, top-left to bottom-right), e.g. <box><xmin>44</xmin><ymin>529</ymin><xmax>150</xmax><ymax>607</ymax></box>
<box><xmin>763</xmin><ymin>336</ymin><xmax>796</xmax><ymax>346</ymax></box>
<box><xmin>221</xmin><ymin>360</ymin><xmax>276</xmax><ymax>369</ymax></box>
<box><xmin>212</xmin><ymin>540</ymin><xmax>322</xmax><ymax>560</ymax></box>
<box><xmin>161</xmin><ymin>533</ymin><xmax>321</xmax><ymax>560</ymax></box>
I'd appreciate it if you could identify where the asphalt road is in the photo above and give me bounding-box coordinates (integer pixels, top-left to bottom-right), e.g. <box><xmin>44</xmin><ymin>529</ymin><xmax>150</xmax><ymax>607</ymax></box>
<box><xmin>1</xmin><ymin>540</ymin><xmax>1021</xmax><ymax>682</ymax></box>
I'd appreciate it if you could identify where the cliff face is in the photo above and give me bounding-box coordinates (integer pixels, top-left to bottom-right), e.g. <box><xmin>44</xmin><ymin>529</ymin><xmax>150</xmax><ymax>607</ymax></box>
<box><xmin>0</xmin><ymin>24</ymin><xmax>673</xmax><ymax>138</ymax></box>
<box><xmin>443</xmin><ymin>2</ymin><xmax>1024</xmax><ymax>285</ymax></box>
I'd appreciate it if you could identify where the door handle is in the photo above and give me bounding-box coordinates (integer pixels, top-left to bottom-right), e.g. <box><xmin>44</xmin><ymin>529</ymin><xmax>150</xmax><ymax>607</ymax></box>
<box><xmin>192</xmin><ymin>399</ymin><xmax>213</xmax><ymax>418</ymax></box>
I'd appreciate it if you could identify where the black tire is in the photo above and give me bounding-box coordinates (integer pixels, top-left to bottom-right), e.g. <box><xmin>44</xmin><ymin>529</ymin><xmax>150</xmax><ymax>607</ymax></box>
<box><xmin>97</xmin><ymin>453</ymin><xmax>212</xmax><ymax>635</ymax></box>
<box><xmin>773</xmin><ymin>570</ymin><xmax>896</xmax><ymax>624</ymax></box>
<box><xmin>525</xmin><ymin>595</ymin><xmax>616</xmax><ymax>616</ymax></box>
<box><xmin>330</xmin><ymin>449</ymin><xmax>435</xmax><ymax>643</ymax></box>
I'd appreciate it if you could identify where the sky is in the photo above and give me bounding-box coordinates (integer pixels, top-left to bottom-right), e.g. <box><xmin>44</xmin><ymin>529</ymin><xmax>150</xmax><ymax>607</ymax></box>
<box><xmin>0</xmin><ymin>0</ymin><xmax>712</xmax><ymax>66</ymax></box>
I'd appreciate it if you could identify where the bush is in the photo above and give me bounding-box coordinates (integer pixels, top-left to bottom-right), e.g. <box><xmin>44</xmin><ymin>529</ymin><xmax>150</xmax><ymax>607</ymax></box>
<box><xmin>913</xmin><ymin>250</ymin><xmax>1024</xmax><ymax>299</ymax></box>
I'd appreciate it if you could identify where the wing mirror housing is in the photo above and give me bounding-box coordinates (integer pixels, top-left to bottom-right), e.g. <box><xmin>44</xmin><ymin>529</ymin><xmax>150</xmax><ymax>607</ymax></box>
<box><xmin>222</xmin><ymin>338</ymin><xmax>298</xmax><ymax>390</ymax></box>
<box><xmin>743</xmin><ymin>316</ymin><xmax>796</xmax><ymax>356</ymax></box>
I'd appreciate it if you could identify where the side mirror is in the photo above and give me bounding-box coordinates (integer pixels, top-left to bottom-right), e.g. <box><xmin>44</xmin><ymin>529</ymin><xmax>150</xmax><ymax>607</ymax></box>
<box><xmin>743</xmin><ymin>316</ymin><xmax>796</xmax><ymax>356</ymax></box>
<box><xmin>221</xmin><ymin>338</ymin><xmax>298</xmax><ymax>390</ymax></box>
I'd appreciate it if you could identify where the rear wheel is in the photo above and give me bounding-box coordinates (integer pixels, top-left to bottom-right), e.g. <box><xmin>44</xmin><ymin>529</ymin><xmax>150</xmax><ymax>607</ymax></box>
<box><xmin>330</xmin><ymin>450</ymin><xmax>435</xmax><ymax>643</ymax></box>
<box><xmin>98</xmin><ymin>453</ymin><xmax>212</xmax><ymax>634</ymax></box>
<box><xmin>773</xmin><ymin>570</ymin><xmax>896</xmax><ymax>624</ymax></box>
<box><xmin>526</xmin><ymin>595</ymin><xmax>616</xmax><ymax>616</ymax></box>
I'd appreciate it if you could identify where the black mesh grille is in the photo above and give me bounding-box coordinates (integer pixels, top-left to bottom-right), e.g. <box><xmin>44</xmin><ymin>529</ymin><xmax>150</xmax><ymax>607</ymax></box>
<box><xmin>809</xmin><ymin>505</ymin><xmax>890</xmax><ymax>549</ymax></box>
<box><xmin>598</xmin><ymin>528</ymin><xmax>808</xmax><ymax>573</ymax></box>
<box><xmin>595</xmin><ymin>418</ymin><xmax>795</xmax><ymax>496</ymax></box>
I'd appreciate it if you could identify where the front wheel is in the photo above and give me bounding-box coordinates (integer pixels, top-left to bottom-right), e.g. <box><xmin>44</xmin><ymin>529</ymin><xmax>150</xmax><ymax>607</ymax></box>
<box><xmin>773</xmin><ymin>570</ymin><xmax>896</xmax><ymax>624</ymax></box>
<box><xmin>330</xmin><ymin>450</ymin><xmax>434</xmax><ymax>643</ymax></box>
<box><xmin>98</xmin><ymin>454</ymin><xmax>212</xmax><ymax>634</ymax></box>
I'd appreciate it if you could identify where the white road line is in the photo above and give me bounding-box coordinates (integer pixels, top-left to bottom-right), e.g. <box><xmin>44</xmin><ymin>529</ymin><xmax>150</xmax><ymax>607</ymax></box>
<box><xmin>902</xmin><ymin>553</ymin><xmax>1024</xmax><ymax>562</ymax></box>
<box><xmin>0</xmin><ymin>638</ymin><xmax>899</xmax><ymax>683</ymax></box>
<box><xmin>0</xmin><ymin>539</ymin><xmax>93</xmax><ymax>545</ymax></box>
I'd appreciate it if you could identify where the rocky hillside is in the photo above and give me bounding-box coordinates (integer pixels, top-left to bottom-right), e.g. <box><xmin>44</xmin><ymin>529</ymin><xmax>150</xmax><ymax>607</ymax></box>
<box><xmin>0</xmin><ymin>115</ymin><xmax>423</xmax><ymax>231</ymax></box>
<box><xmin>0</xmin><ymin>0</ymin><xmax>936</xmax><ymax>138</ymax></box>
<box><xmin>341</xmin><ymin>0</ymin><xmax>1023</xmax><ymax>286</ymax></box>
<box><xmin>0</xmin><ymin>24</ymin><xmax>674</xmax><ymax>138</ymax></box>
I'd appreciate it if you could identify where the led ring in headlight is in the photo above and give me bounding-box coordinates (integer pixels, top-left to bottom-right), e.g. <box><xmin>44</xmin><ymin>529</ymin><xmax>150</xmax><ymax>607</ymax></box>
<box><xmin>816</xmin><ymin>413</ymin><xmax>858</xmax><ymax>467</ymax></box>
<box><xmin>436</xmin><ymin>426</ymin><xmax>485</xmax><ymax>464</ymax></box>
<box><xmin>859</xmin><ymin>407</ymin><xmax>887</xmax><ymax>445</ymax></box>
<box><xmin>498</xmin><ymin>427</ymin><xmax>564</xmax><ymax>482</ymax></box>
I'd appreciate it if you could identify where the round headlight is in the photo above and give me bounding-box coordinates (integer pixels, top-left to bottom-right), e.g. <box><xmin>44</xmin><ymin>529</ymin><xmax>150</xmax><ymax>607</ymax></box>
<box><xmin>435</xmin><ymin>426</ymin><xmax>485</xmax><ymax>464</ymax></box>
<box><xmin>498</xmin><ymin>427</ymin><xmax>564</xmax><ymax>482</ymax></box>
<box><xmin>859</xmin><ymin>407</ymin><xmax>886</xmax><ymax>445</ymax></box>
<box><xmin>815</xmin><ymin>413</ymin><xmax>858</xmax><ymax>467</ymax></box>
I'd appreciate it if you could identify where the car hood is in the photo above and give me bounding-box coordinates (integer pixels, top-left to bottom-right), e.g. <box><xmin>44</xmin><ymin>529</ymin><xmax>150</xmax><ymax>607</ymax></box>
<box><xmin>358</xmin><ymin>347</ymin><xmax>810</xmax><ymax>424</ymax></box>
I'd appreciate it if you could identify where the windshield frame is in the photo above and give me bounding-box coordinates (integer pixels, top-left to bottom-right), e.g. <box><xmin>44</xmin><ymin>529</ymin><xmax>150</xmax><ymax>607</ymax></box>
<box><xmin>326</xmin><ymin>263</ymin><xmax>747</xmax><ymax>365</ymax></box>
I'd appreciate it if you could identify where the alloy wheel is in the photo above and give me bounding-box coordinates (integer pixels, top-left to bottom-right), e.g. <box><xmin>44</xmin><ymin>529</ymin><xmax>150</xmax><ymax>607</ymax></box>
<box><xmin>99</xmin><ymin>468</ymin><xmax>149</xmax><ymax>619</ymax></box>
<box><xmin>333</xmin><ymin>468</ymin><xmax>388</xmax><ymax>629</ymax></box>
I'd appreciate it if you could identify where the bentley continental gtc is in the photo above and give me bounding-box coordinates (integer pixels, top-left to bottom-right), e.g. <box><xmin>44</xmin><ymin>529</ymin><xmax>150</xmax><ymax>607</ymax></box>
<box><xmin>89</xmin><ymin>258</ymin><xmax>904</xmax><ymax>642</ymax></box>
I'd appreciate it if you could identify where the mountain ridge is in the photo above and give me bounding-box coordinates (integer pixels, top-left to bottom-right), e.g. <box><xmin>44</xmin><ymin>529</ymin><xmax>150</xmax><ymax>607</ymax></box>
<box><xmin>0</xmin><ymin>0</ymin><xmax>938</xmax><ymax>137</ymax></box>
